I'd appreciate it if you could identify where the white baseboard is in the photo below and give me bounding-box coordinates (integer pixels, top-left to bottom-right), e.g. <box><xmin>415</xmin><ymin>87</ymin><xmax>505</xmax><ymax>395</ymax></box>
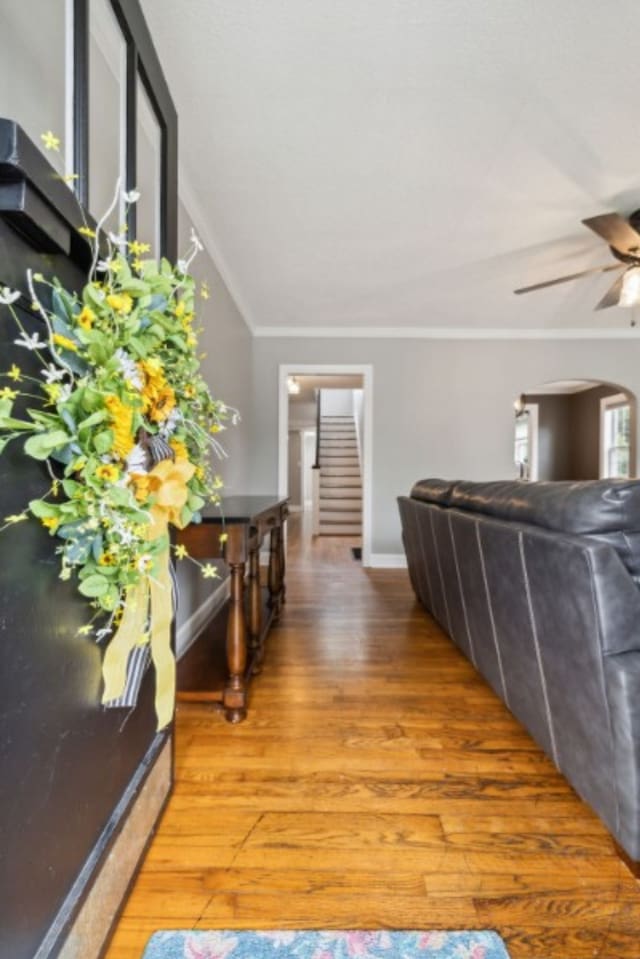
<box><xmin>368</xmin><ymin>553</ymin><xmax>408</xmax><ymax>569</ymax></box>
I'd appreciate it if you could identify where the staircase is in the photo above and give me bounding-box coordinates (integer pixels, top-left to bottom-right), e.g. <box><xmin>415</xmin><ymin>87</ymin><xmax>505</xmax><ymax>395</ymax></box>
<box><xmin>318</xmin><ymin>414</ymin><xmax>362</xmax><ymax>536</ymax></box>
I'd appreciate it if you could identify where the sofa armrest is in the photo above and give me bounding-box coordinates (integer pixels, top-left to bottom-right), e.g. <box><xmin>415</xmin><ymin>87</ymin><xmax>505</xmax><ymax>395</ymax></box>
<box><xmin>588</xmin><ymin>545</ymin><xmax>640</xmax><ymax>656</ymax></box>
<box><xmin>604</xmin><ymin>651</ymin><xmax>640</xmax><ymax>859</ymax></box>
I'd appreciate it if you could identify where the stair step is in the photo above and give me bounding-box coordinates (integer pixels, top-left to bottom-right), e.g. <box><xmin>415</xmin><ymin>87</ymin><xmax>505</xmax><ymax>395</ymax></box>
<box><xmin>319</xmin><ymin>509</ymin><xmax>362</xmax><ymax>523</ymax></box>
<box><xmin>320</xmin><ymin>450</ymin><xmax>359</xmax><ymax>458</ymax></box>
<box><xmin>319</xmin><ymin>487</ymin><xmax>362</xmax><ymax>499</ymax></box>
<box><xmin>318</xmin><ymin>493</ymin><xmax>362</xmax><ymax>510</ymax></box>
<box><xmin>321</xmin><ymin>467</ymin><xmax>361</xmax><ymax>478</ymax></box>
<box><xmin>321</xmin><ymin>473</ymin><xmax>360</xmax><ymax>482</ymax></box>
<box><xmin>320</xmin><ymin>466</ymin><xmax>360</xmax><ymax>474</ymax></box>
<box><xmin>321</xmin><ymin>452</ymin><xmax>357</xmax><ymax>458</ymax></box>
<box><xmin>320</xmin><ymin>441</ymin><xmax>357</xmax><ymax>449</ymax></box>
<box><xmin>318</xmin><ymin>523</ymin><xmax>363</xmax><ymax>536</ymax></box>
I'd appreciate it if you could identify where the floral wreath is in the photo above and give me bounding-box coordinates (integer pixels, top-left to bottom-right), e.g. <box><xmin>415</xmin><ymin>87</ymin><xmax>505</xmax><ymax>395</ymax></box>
<box><xmin>0</xmin><ymin>144</ymin><xmax>237</xmax><ymax>728</ymax></box>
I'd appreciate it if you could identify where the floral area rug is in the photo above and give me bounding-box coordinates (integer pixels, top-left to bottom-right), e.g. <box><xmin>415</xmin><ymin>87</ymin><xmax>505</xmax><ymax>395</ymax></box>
<box><xmin>142</xmin><ymin>930</ymin><xmax>511</xmax><ymax>959</ymax></box>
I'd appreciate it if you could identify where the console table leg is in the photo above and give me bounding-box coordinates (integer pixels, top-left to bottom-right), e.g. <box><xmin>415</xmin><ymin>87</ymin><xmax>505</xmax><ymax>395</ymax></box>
<box><xmin>248</xmin><ymin>539</ymin><xmax>263</xmax><ymax>673</ymax></box>
<box><xmin>223</xmin><ymin>526</ymin><xmax>248</xmax><ymax>722</ymax></box>
<box><xmin>268</xmin><ymin>525</ymin><xmax>282</xmax><ymax>618</ymax></box>
<box><xmin>279</xmin><ymin>519</ymin><xmax>286</xmax><ymax>606</ymax></box>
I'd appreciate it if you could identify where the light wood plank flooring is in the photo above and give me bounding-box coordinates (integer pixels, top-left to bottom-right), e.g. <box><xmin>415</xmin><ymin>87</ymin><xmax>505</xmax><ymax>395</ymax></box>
<box><xmin>106</xmin><ymin>513</ymin><xmax>640</xmax><ymax>959</ymax></box>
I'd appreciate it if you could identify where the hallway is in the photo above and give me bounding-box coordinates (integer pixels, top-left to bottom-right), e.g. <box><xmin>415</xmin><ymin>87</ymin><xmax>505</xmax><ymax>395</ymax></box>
<box><xmin>107</xmin><ymin>515</ymin><xmax>640</xmax><ymax>959</ymax></box>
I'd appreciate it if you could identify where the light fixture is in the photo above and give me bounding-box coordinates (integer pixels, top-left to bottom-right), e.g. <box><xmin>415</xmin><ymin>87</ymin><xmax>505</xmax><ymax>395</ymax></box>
<box><xmin>513</xmin><ymin>394</ymin><xmax>526</xmax><ymax>416</ymax></box>
<box><xmin>619</xmin><ymin>267</ymin><xmax>640</xmax><ymax>308</ymax></box>
<box><xmin>287</xmin><ymin>376</ymin><xmax>300</xmax><ymax>395</ymax></box>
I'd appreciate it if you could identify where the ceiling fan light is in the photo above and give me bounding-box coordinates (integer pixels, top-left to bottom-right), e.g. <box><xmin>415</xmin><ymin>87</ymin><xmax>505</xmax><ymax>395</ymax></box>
<box><xmin>619</xmin><ymin>267</ymin><xmax>640</xmax><ymax>307</ymax></box>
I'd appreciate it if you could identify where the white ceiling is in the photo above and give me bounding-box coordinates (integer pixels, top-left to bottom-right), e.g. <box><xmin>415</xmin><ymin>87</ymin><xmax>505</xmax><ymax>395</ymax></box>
<box><xmin>141</xmin><ymin>0</ymin><xmax>640</xmax><ymax>335</ymax></box>
<box><xmin>526</xmin><ymin>379</ymin><xmax>600</xmax><ymax>395</ymax></box>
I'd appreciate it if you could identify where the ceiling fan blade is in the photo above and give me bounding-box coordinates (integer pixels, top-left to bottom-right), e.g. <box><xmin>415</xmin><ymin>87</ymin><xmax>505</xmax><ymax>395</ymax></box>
<box><xmin>582</xmin><ymin>213</ymin><xmax>640</xmax><ymax>255</ymax></box>
<box><xmin>514</xmin><ymin>263</ymin><xmax>622</xmax><ymax>295</ymax></box>
<box><xmin>595</xmin><ymin>273</ymin><xmax>626</xmax><ymax>310</ymax></box>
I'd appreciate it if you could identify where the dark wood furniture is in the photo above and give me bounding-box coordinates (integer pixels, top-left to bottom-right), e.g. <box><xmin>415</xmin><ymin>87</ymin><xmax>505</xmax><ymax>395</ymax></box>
<box><xmin>176</xmin><ymin>495</ymin><xmax>289</xmax><ymax>722</ymax></box>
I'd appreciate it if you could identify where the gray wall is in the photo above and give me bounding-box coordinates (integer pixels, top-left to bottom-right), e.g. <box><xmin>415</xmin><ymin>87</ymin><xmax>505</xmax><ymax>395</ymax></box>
<box><xmin>321</xmin><ymin>389</ymin><xmax>354</xmax><ymax>416</ymax></box>
<box><xmin>250</xmin><ymin>336</ymin><xmax>640</xmax><ymax>556</ymax></box>
<box><xmin>176</xmin><ymin>199</ymin><xmax>254</xmax><ymax>637</ymax></box>
<box><xmin>289</xmin><ymin>399</ymin><xmax>316</xmax><ymax>429</ymax></box>
<box><xmin>178</xmin><ymin>199</ymin><xmax>254</xmax><ymax>492</ymax></box>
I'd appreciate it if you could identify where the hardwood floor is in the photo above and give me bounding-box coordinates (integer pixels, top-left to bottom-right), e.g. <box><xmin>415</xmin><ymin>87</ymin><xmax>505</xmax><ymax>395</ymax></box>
<box><xmin>106</xmin><ymin>512</ymin><xmax>640</xmax><ymax>959</ymax></box>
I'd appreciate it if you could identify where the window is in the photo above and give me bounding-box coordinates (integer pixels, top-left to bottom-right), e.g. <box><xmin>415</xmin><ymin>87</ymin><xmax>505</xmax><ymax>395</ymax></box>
<box><xmin>0</xmin><ymin>0</ymin><xmax>176</xmax><ymax>260</ymax></box>
<box><xmin>88</xmin><ymin>0</ymin><xmax>127</xmax><ymax>231</ymax></box>
<box><xmin>601</xmin><ymin>394</ymin><xmax>631</xmax><ymax>479</ymax></box>
<box><xmin>514</xmin><ymin>404</ymin><xmax>538</xmax><ymax>481</ymax></box>
<box><xmin>514</xmin><ymin>413</ymin><xmax>530</xmax><ymax>477</ymax></box>
<box><xmin>136</xmin><ymin>76</ymin><xmax>163</xmax><ymax>253</ymax></box>
<box><xmin>0</xmin><ymin>0</ymin><xmax>69</xmax><ymax>177</ymax></box>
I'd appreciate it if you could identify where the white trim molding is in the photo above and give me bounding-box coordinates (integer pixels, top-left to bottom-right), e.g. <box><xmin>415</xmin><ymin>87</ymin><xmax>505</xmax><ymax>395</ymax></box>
<box><xmin>256</xmin><ymin>325</ymin><xmax>640</xmax><ymax>340</ymax></box>
<box><xmin>599</xmin><ymin>392</ymin><xmax>631</xmax><ymax>479</ymax></box>
<box><xmin>521</xmin><ymin>402</ymin><xmax>539</xmax><ymax>482</ymax></box>
<box><xmin>369</xmin><ymin>554</ymin><xmax>408</xmax><ymax>569</ymax></box>
<box><xmin>278</xmin><ymin>363</ymin><xmax>374</xmax><ymax>567</ymax></box>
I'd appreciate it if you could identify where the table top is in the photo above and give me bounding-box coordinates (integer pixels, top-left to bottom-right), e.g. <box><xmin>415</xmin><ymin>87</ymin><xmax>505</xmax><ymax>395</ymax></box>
<box><xmin>200</xmin><ymin>494</ymin><xmax>289</xmax><ymax>524</ymax></box>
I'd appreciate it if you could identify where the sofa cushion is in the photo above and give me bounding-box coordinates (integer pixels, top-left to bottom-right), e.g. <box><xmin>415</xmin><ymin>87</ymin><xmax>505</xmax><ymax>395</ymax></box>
<box><xmin>448</xmin><ymin>479</ymin><xmax>640</xmax><ymax>584</ymax></box>
<box><xmin>410</xmin><ymin>477</ymin><xmax>458</xmax><ymax>505</ymax></box>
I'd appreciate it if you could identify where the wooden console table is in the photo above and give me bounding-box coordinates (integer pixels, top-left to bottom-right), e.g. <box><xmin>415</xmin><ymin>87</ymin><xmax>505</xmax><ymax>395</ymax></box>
<box><xmin>175</xmin><ymin>495</ymin><xmax>289</xmax><ymax>722</ymax></box>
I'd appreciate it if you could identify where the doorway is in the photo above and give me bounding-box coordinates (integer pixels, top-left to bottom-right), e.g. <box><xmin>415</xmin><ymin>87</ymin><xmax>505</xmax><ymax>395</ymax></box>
<box><xmin>278</xmin><ymin>364</ymin><xmax>373</xmax><ymax>566</ymax></box>
<box><xmin>512</xmin><ymin>379</ymin><xmax>637</xmax><ymax>480</ymax></box>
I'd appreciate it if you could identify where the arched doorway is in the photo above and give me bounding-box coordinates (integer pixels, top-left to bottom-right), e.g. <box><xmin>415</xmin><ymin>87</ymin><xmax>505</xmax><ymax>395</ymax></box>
<box><xmin>512</xmin><ymin>379</ymin><xmax>637</xmax><ymax>481</ymax></box>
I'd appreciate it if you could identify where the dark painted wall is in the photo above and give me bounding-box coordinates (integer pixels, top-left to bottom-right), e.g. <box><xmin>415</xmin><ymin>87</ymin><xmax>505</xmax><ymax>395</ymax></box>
<box><xmin>0</xmin><ymin>223</ymin><xmax>162</xmax><ymax>959</ymax></box>
<box><xmin>524</xmin><ymin>393</ymin><xmax>572</xmax><ymax>481</ymax></box>
<box><xmin>0</xmin><ymin>1</ymin><xmax>179</xmax><ymax>953</ymax></box>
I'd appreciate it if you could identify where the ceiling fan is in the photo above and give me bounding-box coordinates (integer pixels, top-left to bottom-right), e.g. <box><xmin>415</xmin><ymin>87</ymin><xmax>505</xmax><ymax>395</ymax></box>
<box><xmin>514</xmin><ymin>211</ymin><xmax>640</xmax><ymax>310</ymax></box>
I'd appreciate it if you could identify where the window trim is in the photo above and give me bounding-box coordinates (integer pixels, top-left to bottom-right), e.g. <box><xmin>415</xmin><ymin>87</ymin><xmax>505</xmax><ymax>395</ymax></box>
<box><xmin>600</xmin><ymin>392</ymin><xmax>631</xmax><ymax>479</ymax></box>
<box><xmin>515</xmin><ymin>403</ymin><xmax>539</xmax><ymax>481</ymax></box>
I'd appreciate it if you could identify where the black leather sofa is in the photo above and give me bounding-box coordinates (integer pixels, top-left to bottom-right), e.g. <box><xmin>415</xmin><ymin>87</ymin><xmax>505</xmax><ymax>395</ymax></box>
<box><xmin>398</xmin><ymin>478</ymin><xmax>640</xmax><ymax>867</ymax></box>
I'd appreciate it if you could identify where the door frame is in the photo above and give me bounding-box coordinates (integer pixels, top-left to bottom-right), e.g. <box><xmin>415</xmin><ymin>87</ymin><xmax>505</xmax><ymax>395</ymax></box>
<box><xmin>278</xmin><ymin>363</ymin><xmax>374</xmax><ymax>566</ymax></box>
<box><xmin>301</xmin><ymin>428</ymin><xmax>316</xmax><ymax>510</ymax></box>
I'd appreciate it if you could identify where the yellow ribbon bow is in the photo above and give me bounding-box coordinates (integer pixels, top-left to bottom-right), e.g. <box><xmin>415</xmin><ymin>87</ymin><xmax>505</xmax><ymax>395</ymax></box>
<box><xmin>101</xmin><ymin>457</ymin><xmax>195</xmax><ymax>729</ymax></box>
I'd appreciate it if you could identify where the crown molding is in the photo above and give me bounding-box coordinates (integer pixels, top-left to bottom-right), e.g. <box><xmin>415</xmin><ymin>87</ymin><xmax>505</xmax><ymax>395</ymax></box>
<box><xmin>178</xmin><ymin>165</ymin><xmax>256</xmax><ymax>334</ymax></box>
<box><xmin>253</xmin><ymin>325</ymin><xmax>640</xmax><ymax>340</ymax></box>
